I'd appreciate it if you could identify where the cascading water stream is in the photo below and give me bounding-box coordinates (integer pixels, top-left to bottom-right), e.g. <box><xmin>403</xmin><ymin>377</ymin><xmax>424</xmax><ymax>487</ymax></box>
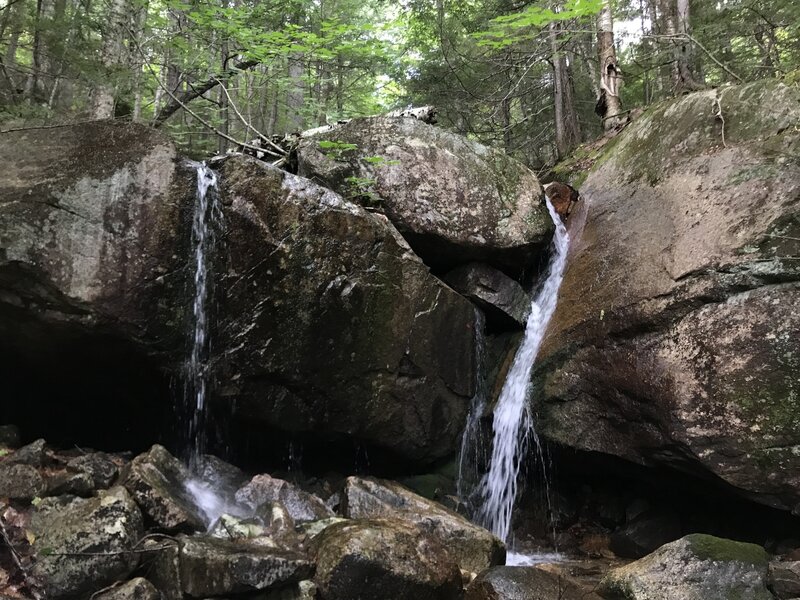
<box><xmin>185</xmin><ymin>161</ymin><xmax>223</xmax><ymax>470</ymax></box>
<box><xmin>476</xmin><ymin>197</ymin><xmax>570</xmax><ymax>549</ymax></box>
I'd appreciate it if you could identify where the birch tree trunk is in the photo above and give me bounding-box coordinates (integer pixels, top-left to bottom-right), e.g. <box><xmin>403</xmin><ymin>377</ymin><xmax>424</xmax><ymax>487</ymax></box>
<box><xmin>596</xmin><ymin>0</ymin><xmax>624</xmax><ymax>130</ymax></box>
<box><xmin>90</xmin><ymin>0</ymin><xmax>129</xmax><ymax>118</ymax></box>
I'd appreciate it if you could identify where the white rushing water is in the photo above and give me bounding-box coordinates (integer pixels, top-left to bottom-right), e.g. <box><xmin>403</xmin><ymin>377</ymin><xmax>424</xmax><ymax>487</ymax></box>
<box><xmin>477</xmin><ymin>197</ymin><xmax>570</xmax><ymax>544</ymax></box>
<box><xmin>186</xmin><ymin>162</ymin><xmax>222</xmax><ymax>468</ymax></box>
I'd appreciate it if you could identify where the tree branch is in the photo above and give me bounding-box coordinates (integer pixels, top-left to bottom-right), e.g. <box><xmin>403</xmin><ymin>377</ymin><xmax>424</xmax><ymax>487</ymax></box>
<box><xmin>152</xmin><ymin>58</ymin><xmax>260</xmax><ymax>126</ymax></box>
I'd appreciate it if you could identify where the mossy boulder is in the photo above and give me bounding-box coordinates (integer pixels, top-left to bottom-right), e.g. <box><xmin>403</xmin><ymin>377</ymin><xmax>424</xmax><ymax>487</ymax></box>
<box><xmin>536</xmin><ymin>79</ymin><xmax>800</xmax><ymax>510</ymax></box>
<box><xmin>217</xmin><ymin>156</ymin><xmax>477</xmax><ymax>464</ymax></box>
<box><xmin>30</xmin><ymin>486</ymin><xmax>144</xmax><ymax>599</ymax></box>
<box><xmin>296</xmin><ymin>116</ymin><xmax>553</xmax><ymax>274</ymax></box>
<box><xmin>598</xmin><ymin>534</ymin><xmax>772</xmax><ymax>600</ymax></box>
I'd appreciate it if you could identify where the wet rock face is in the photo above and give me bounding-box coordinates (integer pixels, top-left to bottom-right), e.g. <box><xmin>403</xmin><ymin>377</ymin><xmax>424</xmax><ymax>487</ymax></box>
<box><xmin>29</xmin><ymin>486</ymin><xmax>143</xmax><ymax>599</ymax></box>
<box><xmin>312</xmin><ymin>518</ymin><xmax>463</xmax><ymax>600</ymax></box>
<box><xmin>598</xmin><ymin>534</ymin><xmax>773</xmax><ymax>600</ymax></box>
<box><xmin>296</xmin><ymin>116</ymin><xmax>553</xmax><ymax>274</ymax></box>
<box><xmin>217</xmin><ymin>156</ymin><xmax>477</xmax><ymax>464</ymax></box>
<box><xmin>341</xmin><ymin>476</ymin><xmax>505</xmax><ymax>573</ymax></box>
<box><xmin>537</xmin><ymin>80</ymin><xmax>800</xmax><ymax>510</ymax></box>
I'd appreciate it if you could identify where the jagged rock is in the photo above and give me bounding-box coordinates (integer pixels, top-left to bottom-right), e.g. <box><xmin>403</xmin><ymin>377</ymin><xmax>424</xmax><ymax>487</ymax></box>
<box><xmin>196</xmin><ymin>454</ymin><xmax>249</xmax><ymax>492</ymax></box>
<box><xmin>610</xmin><ymin>509</ymin><xmax>682</xmax><ymax>559</ymax></box>
<box><xmin>444</xmin><ymin>263</ymin><xmax>529</xmax><ymax>329</ymax></box>
<box><xmin>598</xmin><ymin>534</ymin><xmax>772</xmax><ymax>600</ymax></box>
<box><xmin>236</xmin><ymin>474</ymin><xmax>333</xmax><ymax>523</ymax></box>
<box><xmin>768</xmin><ymin>560</ymin><xmax>800</xmax><ymax>599</ymax></box>
<box><xmin>45</xmin><ymin>469</ymin><xmax>95</xmax><ymax>497</ymax></box>
<box><xmin>296</xmin><ymin>116</ymin><xmax>553</xmax><ymax>274</ymax></box>
<box><xmin>67</xmin><ymin>451</ymin><xmax>120</xmax><ymax>489</ymax></box>
<box><xmin>537</xmin><ymin>80</ymin><xmax>800</xmax><ymax>510</ymax></box>
<box><xmin>312</xmin><ymin>518</ymin><xmax>463</xmax><ymax>600</ymax></box>
<box><xmin>0</xmin><ymin>463</ymin><xmax>45</xmax><ymax>500</ymax></box>
<box><xmin>92</xmin><ymin>578</ymin><xmax>160</xmax><ymax>600</ymax></box>
<box><xmin>209</xmin><ymin>514</ymin><xmax>269</xmax><ymax>541</ymax></box>
<box><xmin>4</xmin><ymin>439</ymin><xmax>47</xmax><ymax>467</ymax></box>
<box><xmin>341</xmin><ymin>476</ymin><xmax>505</xmax><ymax>573</ymax></box>
<box><xmin>154</xmin><ymin>534</ymin><xmax>313</xmax><ymax>597</ymax></box>
<box><xmin>122</xmin><ymin>444</ymin><xmax>205</xmax><ymax>532</ymax></box>
<box><xmin>30</xmin><ymin>486</ymin><xmax>143</xmax><ymax>599</ymax></box>
<box><xmin>217</xmin><ymin>156</ymin><xmax>476</xmax><ymax>463</ymax></box>
<box><xmin>466</xmin><ymin>566</ymin><xmax>602</xmax><ymax>600</ymax></box>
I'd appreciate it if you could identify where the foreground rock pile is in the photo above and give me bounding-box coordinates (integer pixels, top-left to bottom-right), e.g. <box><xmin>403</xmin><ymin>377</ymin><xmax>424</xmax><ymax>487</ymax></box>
<box><xmin>0</xmin><ymin>436</ymin><xmax>506</xmax><ymax>599</ymax></box>
<box><xmin>3</xmin><ymin>434</ymin><xmax>800</xmax><ymax>600</ymax></box>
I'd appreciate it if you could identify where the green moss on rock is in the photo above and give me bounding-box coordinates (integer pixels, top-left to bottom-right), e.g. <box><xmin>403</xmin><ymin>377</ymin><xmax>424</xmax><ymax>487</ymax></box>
<box><xmin>685</xmin><ymin>534</ymin><xmax>769</xmax><ymax>566</ymax></box>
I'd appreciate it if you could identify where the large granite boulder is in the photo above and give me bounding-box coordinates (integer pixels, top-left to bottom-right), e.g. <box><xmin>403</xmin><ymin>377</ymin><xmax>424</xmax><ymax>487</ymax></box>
<box><xmin>537</xmin><ymin>80</ymin><xmax>800</xmax><ymax>510</ymax></box>
<box><xmin>312</xmin><ymin>518</ymin><xmax>463</xmax><ymax>600</ymax></box>
<box><xmin>217</xmin><ymin>156</ymin><xmax>477</xmax><ymax>463</ymax></box>
<box><xmin>598</xmin><ymin>534</ymin><xmax>772</xmax><ymax>600</ymax></box>
<box><xmin>0</xmin><ymin>121</ymin><xmax>189</xmax><ymax>349</ymax></box>
<box><xmin>341</xmin><ymin>476</ymin><xmax>505</xmax><ymax>573</ymax></box>
<box><xmin>296</xmin><ymin>116</ymin><xmax>553</xmax><ymax>273</ymax></box>
<box><xmin>0</xmin><ymin>122</ymin><xmax>191</xmax><ymax>449</ymax></box>
<box><xmin>30</xmin><ymin>486</ymin><xmax>143</xmax><ymax>599</ymax></box>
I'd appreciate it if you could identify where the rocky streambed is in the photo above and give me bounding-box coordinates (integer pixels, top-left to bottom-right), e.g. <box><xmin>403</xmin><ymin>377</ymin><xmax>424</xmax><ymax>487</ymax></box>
<box><xmin>2</xmin><ymin>435</ymin><xmax>799</xmax><ymax>600</ymax></box>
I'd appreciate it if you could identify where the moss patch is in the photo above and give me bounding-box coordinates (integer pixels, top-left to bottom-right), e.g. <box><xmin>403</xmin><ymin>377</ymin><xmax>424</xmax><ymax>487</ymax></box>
<box><xmin>685</xmin><ymin>534</ymin><xmax>769</xmax><ymax>566</ymax></box>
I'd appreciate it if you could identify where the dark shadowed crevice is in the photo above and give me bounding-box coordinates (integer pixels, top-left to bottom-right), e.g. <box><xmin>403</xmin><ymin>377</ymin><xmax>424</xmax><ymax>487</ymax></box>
<box><xmin>0</xmin><ymin>302</ymin><xmax>174</xmax><ymax>454</ymax></box>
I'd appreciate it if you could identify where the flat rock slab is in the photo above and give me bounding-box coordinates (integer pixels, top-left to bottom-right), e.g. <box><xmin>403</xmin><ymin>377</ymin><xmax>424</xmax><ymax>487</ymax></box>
<box><xmin>176</xmin><ymin>535</ymin><xmax>313</xmax><ymax>597</ymax></box>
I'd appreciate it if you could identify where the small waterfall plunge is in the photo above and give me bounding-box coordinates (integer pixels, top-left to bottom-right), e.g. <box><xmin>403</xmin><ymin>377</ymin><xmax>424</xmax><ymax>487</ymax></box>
<box><xmin>473</xmin><ymin>197</ymin><xmax>570</xmax><ymax>553</ymax></box>
<box><xmin>185</xmin><ymin>162</ymin><xmax>223</xmax><ymax>469</ymax></box>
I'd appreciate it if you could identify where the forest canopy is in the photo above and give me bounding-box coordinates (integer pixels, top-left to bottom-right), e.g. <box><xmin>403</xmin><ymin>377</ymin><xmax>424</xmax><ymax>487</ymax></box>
<box><xmin>1</xmin><ymin>0</ymin><xmax>798</xmax><ymax>168</ymax></box>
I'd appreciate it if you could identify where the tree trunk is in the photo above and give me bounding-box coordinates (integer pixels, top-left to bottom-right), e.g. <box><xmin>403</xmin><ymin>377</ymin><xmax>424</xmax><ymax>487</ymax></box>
<box><xmin>673</xmin><ymin>0</ymin><xmax>702</xmax><ymax>93</ymax></box>
<box><xmin>596</xmin><ymin>0</ymin><xmax>624</xmax><ymax>130</ymax></box>
<box><xmin>287</xmin><ymin>56</ymin><xmax>305</xmax><ymax>132</ymax></box>
<box><xmin>550</xmin><ymin>22</ymin><xmax>581</xmax><ymax>158</ymax></box>
<box><xmin>90</xmin><ymin>0</ymin><xmax>129</xmax><ymax>118</ymax></box>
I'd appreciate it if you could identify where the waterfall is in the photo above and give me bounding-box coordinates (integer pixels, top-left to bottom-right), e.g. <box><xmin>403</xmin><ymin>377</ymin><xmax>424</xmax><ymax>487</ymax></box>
<box><xmin>185</xmin><ymin>161</ymin><xmax>223</xmax><ymax>469</ymax></box>
<box><xmin>476</xmin><ymin>197</ymin><xmax>570</xmax><ymax>545</ymax></box>
<box><xmin>456</xmin><ymin>309</ymin><xmax>488</xmax><ymax>513</ymax></box>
